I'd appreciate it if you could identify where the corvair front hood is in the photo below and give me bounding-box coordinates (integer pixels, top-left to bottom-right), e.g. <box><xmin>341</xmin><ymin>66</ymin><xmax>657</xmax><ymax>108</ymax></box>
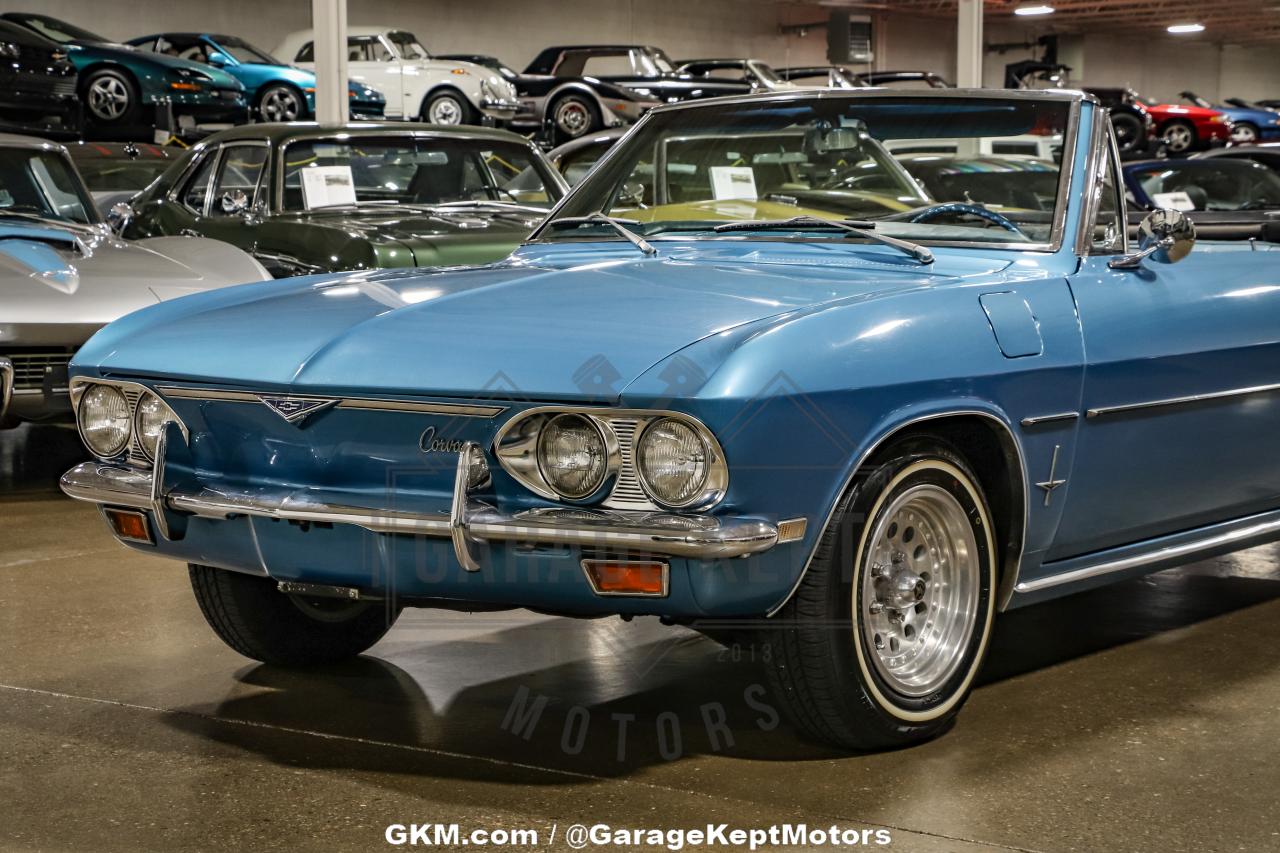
<box><xmin>77</xmin><ymin>242</ymin><xmax>1012</xmax><ymax>402</ymax></box>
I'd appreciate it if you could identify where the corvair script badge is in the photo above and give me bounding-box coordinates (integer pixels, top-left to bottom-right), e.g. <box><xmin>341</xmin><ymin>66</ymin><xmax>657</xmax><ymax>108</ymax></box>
<box><xmin>419</xmin><ymin>425</ymin><xmax>468</xmax><ymax>454</ymax></box>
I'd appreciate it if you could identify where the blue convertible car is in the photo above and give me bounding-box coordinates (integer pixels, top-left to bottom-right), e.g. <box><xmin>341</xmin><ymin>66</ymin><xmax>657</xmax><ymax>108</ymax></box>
<box><xmin>60</xmin><ymin>89</ymin><xmax>1280</xmax><ymax>750</ymax></box>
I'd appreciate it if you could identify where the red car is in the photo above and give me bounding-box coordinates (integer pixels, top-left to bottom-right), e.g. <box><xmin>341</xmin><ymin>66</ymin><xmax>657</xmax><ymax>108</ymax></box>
<box><xmin>1085</xmin><ymin>87</ymin><xmax>1230</xmax><ymax>154</ymax></box>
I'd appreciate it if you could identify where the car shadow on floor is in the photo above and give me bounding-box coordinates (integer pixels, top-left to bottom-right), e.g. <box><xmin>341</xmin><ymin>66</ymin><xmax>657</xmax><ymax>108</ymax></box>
<box><xmin>160</xmin><ymin>560</ymin><xmax>1280</xmax><ymax>786</ymax></box>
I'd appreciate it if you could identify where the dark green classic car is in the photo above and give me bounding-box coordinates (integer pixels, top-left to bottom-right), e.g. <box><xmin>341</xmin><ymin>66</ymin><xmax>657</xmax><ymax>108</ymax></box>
<box><xmin>118</xmin><ymin>123</ymin><xmax>568</xmax><ymax>277</ymax></box>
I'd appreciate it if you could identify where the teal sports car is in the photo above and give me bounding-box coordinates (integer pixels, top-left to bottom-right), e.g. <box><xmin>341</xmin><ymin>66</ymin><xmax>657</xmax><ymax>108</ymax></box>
<box><xmin>126</xmin><ymin>33</ymin><xmax>385</xmax><ymax>122</ymax></box>
<box><xmin>0</xmin><ymin>13</ymin><xmax>247</xmax><ymax>129</ymax></box>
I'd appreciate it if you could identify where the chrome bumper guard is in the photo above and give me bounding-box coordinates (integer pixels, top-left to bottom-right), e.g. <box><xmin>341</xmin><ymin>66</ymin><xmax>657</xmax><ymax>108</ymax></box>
<box><xmin>60</xmin><ymin>440</ymin><xmax>786</xmax><ymax>569</ymax></box>
<box><xmin>0</xmin><ymin>357</ymin><xmax>12</xmax><ymax>422</ymax></box>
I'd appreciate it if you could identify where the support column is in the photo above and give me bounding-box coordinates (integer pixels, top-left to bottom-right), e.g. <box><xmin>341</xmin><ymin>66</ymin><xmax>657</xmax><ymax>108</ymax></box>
<box><xmin>956</xmin><ymin>0</ymin><xmax>984</xmax><ymax>88</ymax></box>
<box><xmin>311</xmin><ymin>0</ymin><xmax>348</xmax><ymax>124</ymax></box>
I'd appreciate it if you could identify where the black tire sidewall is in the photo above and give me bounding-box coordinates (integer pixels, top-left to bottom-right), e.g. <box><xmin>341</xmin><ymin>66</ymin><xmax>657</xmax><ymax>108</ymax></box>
<box><xmin>258</xmin><ymin>84</ymin><xmax>305</xmax><ymax>121</ymax></box>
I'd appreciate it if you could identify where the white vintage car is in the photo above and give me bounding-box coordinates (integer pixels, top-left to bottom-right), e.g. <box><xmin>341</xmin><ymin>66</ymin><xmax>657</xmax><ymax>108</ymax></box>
<box><xmin>274</xmin><ymin>26</ymin><xmax>519</xmax><ymax>125</ymax></box>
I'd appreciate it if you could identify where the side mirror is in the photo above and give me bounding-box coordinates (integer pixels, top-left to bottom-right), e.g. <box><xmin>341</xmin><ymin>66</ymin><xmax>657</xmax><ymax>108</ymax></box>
<box><xmin>206</xmin><ymin>51</ymin><xmax>228</xmax><ymax>67</ymax></box>
<box><xmin>219</xmin><ymin>189</ymin><xmax>249</xmax><ymax>215</ymax></box>
<box><xmin>617</xmin><ymin>181</ymin><xmax>646</xmax><ymax>207</ymax></box>
<box><xmin>1109</xmin><ymin>208</ymin><xmax>1195</xmax><ymax>269</ymax></box>
<box><xmin>107</xmin><ymin>201</ymin><xmax>134</xmax><ymax>234</ymax></box>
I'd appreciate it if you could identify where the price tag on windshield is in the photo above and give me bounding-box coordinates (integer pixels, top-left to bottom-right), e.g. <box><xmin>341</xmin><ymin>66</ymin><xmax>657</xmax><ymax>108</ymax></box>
<box><xmin>301</xmin><ymin>165</ymin><xmax>357</xmax><ymax>209</ymax></box>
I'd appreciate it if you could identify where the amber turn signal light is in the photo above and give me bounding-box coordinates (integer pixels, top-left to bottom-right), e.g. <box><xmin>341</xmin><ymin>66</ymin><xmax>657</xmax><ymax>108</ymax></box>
<box><xmin>104</xmin><ymin>508</ymin><xmax>152</xmax><ymax>544</ymax></box>
<box><xmin>581</xmin><ymin>559</ymin><xmax>668</xmax><ymax>597</ymax></box>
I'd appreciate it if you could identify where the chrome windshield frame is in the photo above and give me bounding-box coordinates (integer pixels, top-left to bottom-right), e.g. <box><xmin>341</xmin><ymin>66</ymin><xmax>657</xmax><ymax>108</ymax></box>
<box><xmin>529</xmin><ymin>88</ymin><xmax>1088</xmax><ymax>254</ymax></box>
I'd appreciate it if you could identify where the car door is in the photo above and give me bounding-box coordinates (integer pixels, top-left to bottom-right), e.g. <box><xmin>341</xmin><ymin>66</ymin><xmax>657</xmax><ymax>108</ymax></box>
<box><xmin>194</xmin><ymin>141</ymin><xmax>269</xmax><ymax>252</ymax></box>
<box><xmin>1052</xmin><ymin>121</ymin><xmax>1280</xmax><ymax>560</ymax></box>
<box><xmin>347</xmin><ymin>35</ymin><xmax>402</xmax><ymax>117</ymax></box>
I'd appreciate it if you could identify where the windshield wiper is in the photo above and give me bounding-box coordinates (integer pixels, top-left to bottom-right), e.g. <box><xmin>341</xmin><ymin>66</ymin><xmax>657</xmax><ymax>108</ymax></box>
<box><xmin>431</xmin><ymin>200</ymin><xmax>548</xmax><ymax>215</ymax></box>
<box><xmin>712</xmin><ymin>215</ymin><xmax>933</xmax><ymax>264</ymax></box>
<box><xmin>546</xmin><ymin>212</ymin><xmax>657</xmax><ymax>255</ymax></box>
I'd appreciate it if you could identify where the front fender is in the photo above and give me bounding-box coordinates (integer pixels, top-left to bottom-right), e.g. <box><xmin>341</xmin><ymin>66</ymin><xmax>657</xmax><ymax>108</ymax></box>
<box><xmin>134</xmin><ymin>237</ymin><xmax>271</xmax><ymax>286</ymax></box>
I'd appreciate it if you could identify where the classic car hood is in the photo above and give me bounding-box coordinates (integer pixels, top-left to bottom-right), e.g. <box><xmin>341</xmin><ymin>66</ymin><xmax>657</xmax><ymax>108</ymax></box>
<box><xmin>79</xmin><ymin>242</ymin><xmax>1011</xmax><ymax>401</ymax></box>
<box><xmin>1</xmin><ymin>224</ymin><xmax>255</xmax><ymax>329</ymax></box>
<box><xmin>279</xmin><ymin>206</ymin><xmax>546</xmax><ymax>265</ymax></box>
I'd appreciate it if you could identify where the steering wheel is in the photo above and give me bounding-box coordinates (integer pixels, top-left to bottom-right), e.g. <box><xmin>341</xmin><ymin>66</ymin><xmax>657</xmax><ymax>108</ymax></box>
<box><xmin>908</xmin><ymin>202</ymin><xmax>1025</xmax><ymax>235</ymax></box>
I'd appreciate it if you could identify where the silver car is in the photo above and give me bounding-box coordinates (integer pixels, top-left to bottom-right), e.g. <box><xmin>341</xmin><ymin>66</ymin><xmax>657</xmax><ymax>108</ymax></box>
<box><xmin>0</xmin><ymin>133</ymin><xmax>270</xmax><ymax>428</ymax></box>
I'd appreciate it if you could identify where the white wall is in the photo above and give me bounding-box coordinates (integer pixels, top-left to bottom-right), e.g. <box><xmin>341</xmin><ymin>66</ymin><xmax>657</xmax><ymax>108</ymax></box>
<box><xmin>19</xmin><ymin>0</ymin><xmax>1277</xmax><ymax>101</ymax></box>
<box><xmin>22</xmin><ymin>0</ymin><xmax>828</xmax><ymax>70</ymax></box>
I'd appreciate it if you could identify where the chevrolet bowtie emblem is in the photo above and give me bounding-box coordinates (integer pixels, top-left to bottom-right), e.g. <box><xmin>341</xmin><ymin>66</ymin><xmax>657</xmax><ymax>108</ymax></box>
<box><xmin>258</xmin><ymin>395</ymin><xmax>339</xmax><ymax>425</ymax></box>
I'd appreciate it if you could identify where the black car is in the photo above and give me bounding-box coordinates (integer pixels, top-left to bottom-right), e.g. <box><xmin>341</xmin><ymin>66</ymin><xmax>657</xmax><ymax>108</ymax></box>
<box><xmin>858</xmin><ymin>70</ymin><xmax>952</xmax><ymax>89</ymax></box>
<box><xmin>523</xmin><ymin>45</ymin><xmax>751</xmax><ymax>138</ymax></box>
<box><xmin>0</xmin><ymin>20</ymin><xmax>80</xmax><ymax>134</ymax></box>
<box><xmin>676</xmin><ymin>58</ymin><xmax>795</xmax><ymax>92</ymax></box>
<box><xmin>439</xmin><ymin>51</ymin><xmax>658</xmax><ymax>143</ymax></box>
<box><xmin>1080</xmin><ymin>87</ymin><xmax>1157</xmax><ymax>156</ymax></box>
<box><xmin>777</xmin><ymin>65</ymin><xmax>870</xmax><ymax>89</ymax></box>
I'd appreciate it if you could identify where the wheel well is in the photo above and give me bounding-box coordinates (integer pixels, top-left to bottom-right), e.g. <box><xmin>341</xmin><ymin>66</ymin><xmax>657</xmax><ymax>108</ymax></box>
<box><xmin>1160</xmin><ymin>118</ymin><xmax>1196</xmax><ymax>134</ymax></box>
<box><xmin>884</xmin><ymin>415</ymin><xmax>1027</xmax><ymax>610</ymax></box>
<box><xmin>78</xmin><ymin>62</ymin><xmax>138</xmax><ymax>94</ymax></box>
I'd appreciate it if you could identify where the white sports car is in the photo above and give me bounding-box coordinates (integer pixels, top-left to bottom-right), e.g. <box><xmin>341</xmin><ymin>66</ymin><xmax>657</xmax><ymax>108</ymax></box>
<box><xmin>274</xmin><ymin>26</ymin><xmax>519</xmax><ymax>125</ymax></box>
<box><xmin>0</xmin><ymin>134</ymin><xmax>270</xmax><ymax>428</ymax></box>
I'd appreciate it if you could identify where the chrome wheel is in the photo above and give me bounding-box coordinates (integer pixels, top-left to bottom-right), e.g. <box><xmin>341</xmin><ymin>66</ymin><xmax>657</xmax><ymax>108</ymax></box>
<box><xmin>87</xmin><ymin>74</ymin><xmax>131</xmax><ymax>122</ymax></box>
<box><xmin>860</xmin><ymin>483</ymin><xmax>980</xmax><ymax>698</ymax></box>
<box><xmin>1231</xmin><ymin>123</ymin><xmax>1258</xmax><ymax>144</ymax></box>
<box><xmin>1163</xmin><ymin>123</ymin><xmax>1195</xmax><ymax>153</ymax></box>
<box><xmin>428</xmin><ymin>94</ymin><xmax>464</xmax><ymax>125</ymax></box>
<box><xmin>554</xmin><ymin>98</ymin><xmax>593</xmax><ymax>137</ymax></box>
<box><xmin>259</xmin><ymin>86</ymin><xmax>303</xmax><ymax>122</ymax></box>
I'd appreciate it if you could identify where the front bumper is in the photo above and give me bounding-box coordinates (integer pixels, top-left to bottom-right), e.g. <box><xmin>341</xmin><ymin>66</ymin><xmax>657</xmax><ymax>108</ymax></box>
<box><xmin>61</xmin><ymin>429</ymin><xmax>794</xmax><ymax>585</ymax></box>
<box><xmin>477</xmin><ymin>96</ymin><xmax>520</xmax><ymax>119</ymax></box>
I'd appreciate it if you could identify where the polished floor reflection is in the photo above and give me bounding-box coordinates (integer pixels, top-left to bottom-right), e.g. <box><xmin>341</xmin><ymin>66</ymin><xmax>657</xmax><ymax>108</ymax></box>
<box><xmin>3</xmin><ymin>424</ymin><xmax>1279</xmax><ymax>852</ymax></box>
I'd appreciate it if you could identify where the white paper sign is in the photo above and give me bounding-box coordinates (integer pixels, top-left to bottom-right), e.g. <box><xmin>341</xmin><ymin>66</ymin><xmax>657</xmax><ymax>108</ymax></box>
<box><xmin>301</xmin><ymin>165</ymin><xmax>357</xmax><ymax>209</ymax></box>
<box><xmin>709</xmin><ymin>166</ymin><xmax>758</xmax><ymax>200</ymax></box>
<box><xmin>1152</xmin><ymin>190</ymin><xmax>1196</xmax><ymax>211</ymax></box>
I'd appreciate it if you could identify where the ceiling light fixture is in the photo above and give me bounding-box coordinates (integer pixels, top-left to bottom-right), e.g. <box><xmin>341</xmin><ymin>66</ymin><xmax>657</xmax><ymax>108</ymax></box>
<box><xmin>1014</xmin><ymin>5</ymin><xmax>1056</xmax><ymax>15</ymax></box>
<box><xmin>1167</xmin><ymin>23</ymin><xmax>1206</xmax><ymax>34</ymax></box>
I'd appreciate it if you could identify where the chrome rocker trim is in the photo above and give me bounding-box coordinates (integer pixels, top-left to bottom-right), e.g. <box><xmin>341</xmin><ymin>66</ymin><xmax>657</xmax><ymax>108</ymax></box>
<box><xmin>60</xmin><ymin>460</ymin><xmax>786</xmax><ymax>564</ymax></box>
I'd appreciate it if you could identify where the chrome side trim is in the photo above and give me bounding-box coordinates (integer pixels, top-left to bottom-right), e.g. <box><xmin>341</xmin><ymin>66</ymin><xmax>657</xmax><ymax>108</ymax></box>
<box><xmin>1015</xmin><ymin>513</ymin><xmax>1280</xmax><ymax>594</ymax></box>
<box><xmin>765</xmin><ymin>409</ymin><xmax>1029</xmax><ymax>617</ymax></box>
<box><xmin>1020</xmin><ymin>412</ymin><xmax>1079</xmax><ymax>427</ymax></box>
<box><xmin>58</xmin><ymin>461</ymin><xmax>783</xmax><ymax>561</ymax></box>
<box><xmin>156</xmin><ymin>386</ymin><xmax>506</xmax><ymax>418</ymax></box>
<box><xmin>1086</xmin><ymin>382</ymin><xmax>1280</xmax><ymax>419</ymax></box>
<box><xmin>0</xmin><ymin>357</ymin><xmax>13</xmax><ymax>423</ymax></box>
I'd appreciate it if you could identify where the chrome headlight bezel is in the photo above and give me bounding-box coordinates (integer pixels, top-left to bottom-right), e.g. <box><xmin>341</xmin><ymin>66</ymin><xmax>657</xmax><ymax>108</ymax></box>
<box><xmin>493</xmin><ymin>407</ymin><xmax>727</xmax><ymax>511</ymax></box>
<box><xmin>70</xmin><ymin>378</ymin><xmax>187</xmax><ymax>468</ymax></box>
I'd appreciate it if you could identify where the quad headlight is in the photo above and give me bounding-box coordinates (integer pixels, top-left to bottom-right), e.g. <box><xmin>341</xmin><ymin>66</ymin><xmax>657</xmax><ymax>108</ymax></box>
<box><xmin>133</xmin><ymin>392</ymin><xmax>176</xmax><ymax>460</ymax></box>
<box><xmin>78</xmin><ymin>384</ymin><xmax>131</xmax><ymax>458</ymax></box>
<box><xmin>635</xmin><ymin>417</ymin><xmax>709</xmax><ymax>507</ymax></box>
<box><xmin>537</xmin><ymin>413</ymin><xmax>608</xmax><ymax>499</ymax></box>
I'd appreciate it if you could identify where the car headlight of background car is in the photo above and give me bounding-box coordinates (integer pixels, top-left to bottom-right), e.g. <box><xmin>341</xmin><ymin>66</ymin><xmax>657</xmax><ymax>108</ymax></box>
<box><xmin>495</xmin><ymin>409</ymin><xmax>727</xmax><ymax>510</ymax></box>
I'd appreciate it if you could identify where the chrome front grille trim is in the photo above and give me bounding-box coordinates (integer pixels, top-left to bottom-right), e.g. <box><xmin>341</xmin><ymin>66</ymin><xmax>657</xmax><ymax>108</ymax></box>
<box><xmin>156</xmin><ymin>386</ymin><xmax>506</xmax><ymax>418</ymax></box>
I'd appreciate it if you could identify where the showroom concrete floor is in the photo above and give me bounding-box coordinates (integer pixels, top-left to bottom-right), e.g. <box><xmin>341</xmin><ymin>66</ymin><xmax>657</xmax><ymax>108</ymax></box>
<box><xmin>2</xmin><ymin>424</ymin><xmax>1279</xmax><ymax>853</ymax></box>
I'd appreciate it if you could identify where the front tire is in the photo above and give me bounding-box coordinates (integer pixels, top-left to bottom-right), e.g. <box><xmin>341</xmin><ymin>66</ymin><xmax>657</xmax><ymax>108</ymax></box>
<box><xmin>1230</xmin><ymin>122</ymin><xmax>1259</xmax><ymax>145</ymax></box>
<box><xmin>189</xmin><ymin>564</ymin><xmax>400</xmax><ymax>666</ymax></box>
<box><xmin>421</xmin><ymin>90</ymin><xmax>475</xmax><ymax>125</ymax></box>
<box><xmin>1161</xmin><ymin>120</ymin><xmax>1197</xmax><ymax>154</ymax></box>
<box><xmin>257</xmin><ymin>84</ymin><xmax>306</xmax><ymax>122</ymax></box>
<box><xmin>550</xmin><ymin>93</ymin><xmax>601</xmax><ymax>143</ymax></box>
<box><xmin>1110</xmin><ymin>111</ymin><xmax>1145</xmax><ymax>155</ymax></box>
<box><xmin>762</xmin><ymin>438</ymin><xmax>997</xmax><ymax>750</ymax></box>
<box><xmin>83</xmin><ymin>68</ymin><xmax>140</xmax><ymax>126</ymax></box>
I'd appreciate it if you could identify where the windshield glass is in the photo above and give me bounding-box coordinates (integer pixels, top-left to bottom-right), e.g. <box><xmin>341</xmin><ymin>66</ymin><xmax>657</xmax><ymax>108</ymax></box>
<box><xmin>1132</xmin><ymin>160</ymin><xmax>1280</xmax><ymax>211</ymax></box>
<box><xmin>639</xmin><ymin>48</ymin><xmax>676</xmax><ymax>75</ymax></box>
<box><xmin>214</xmin><ymin>36</ymin><xmax>277</xmax><ymax>64</ymax></box>
<box><xmin>387</xmin><ymin>31</ymin><xmax>429</xmax><ymax>60</ymax></box>
<box><xmin>7</xmin><ymin>14</ymin><xmax>106</xmax><ymax>43</ymax></box>
<box><xmin>748</xmin><ymin>61</ymin><xmax>784</xmax><ymax>86</ymax></box>
<box><xmin>545</xmin><ymin>94</ymin><xmax>1071</xmax><ymax>246</ymax></box>
<box><xmin>0</xmin><ymin>148</ymin><xmax>96</xmax><ymax>224</ymax></box>
<box><xmin>280</xmin><ymin>136</ymin><xmax>562</xmax><ymax>211</ymax></box>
